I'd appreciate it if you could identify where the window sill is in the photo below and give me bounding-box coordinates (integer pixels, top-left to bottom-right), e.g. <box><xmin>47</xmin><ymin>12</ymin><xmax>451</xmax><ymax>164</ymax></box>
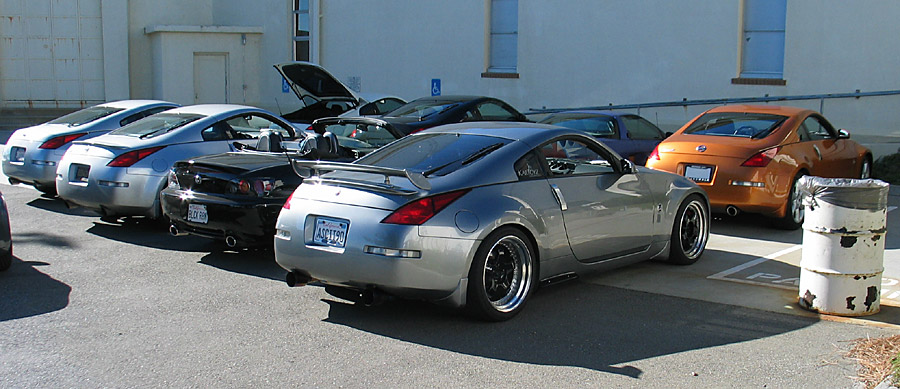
<box><xmin>731</xmin><ymin>78</ymin><xmax>786</xmax><ymax>86</ymax></box>
<box><xmin>481</xmin><ymin>72</ymin><xmax>519</xmax><ymax>79</ymax></box>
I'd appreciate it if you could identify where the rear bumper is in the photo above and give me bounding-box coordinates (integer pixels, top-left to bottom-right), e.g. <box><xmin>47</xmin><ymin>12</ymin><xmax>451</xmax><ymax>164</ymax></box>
<box><xmin>1</xmin><ymin>140</ymin><xmax>63</xmax><ymax>187</ymax></box>
<box><xmin>161</xmin><ymin>188</ymin><xmax>284</xmax><ymax>245</ymax></box>
<box><xmin>56</xmin><ymin>157</ymin><xmax>164</xmax><ymax>218</ymax></box>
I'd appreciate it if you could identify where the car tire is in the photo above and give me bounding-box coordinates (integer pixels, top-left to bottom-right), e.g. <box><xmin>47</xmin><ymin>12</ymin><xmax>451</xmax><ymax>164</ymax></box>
<box><xmin>774</xmin><ymin>173</ymin><xmax>806</xmax><ymax>230</ymax></box>
<box><xmin>860</xmin><ymin>155</ymin><xmax>872</xmax><ymax>179</ymax></box>
<box><xmin>0</xmin><ymin>243</ymin><xmax>11</xmax><ymax>272</ymax></box>
<box><xmin>466</xmin><ymin>227</ymin><xmax>536</xmax><ymax>321</ymax></box>
<box><xmin>667</xmin><ymin>194</ymin><xmax>709</xmax><ymax>265</ymax></box>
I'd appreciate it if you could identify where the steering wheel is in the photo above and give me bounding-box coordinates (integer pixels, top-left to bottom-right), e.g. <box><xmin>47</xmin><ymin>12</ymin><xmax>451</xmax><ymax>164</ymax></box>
<box><xmin>735</xmin><ymin>125</ymin><xmax>756</xmax><ymax>136</ymax></box>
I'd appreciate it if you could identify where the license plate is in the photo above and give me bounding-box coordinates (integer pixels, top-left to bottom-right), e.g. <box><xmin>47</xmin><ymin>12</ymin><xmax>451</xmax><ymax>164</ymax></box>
<box><xmin>313</xmin><ymin>217</ymin><xmax>349</xmax><ymax>248</ymax></box>
<box><xmin>74</xmin><ymin>164</ymin><xmax>90</xmax><ymax>182</ymax></box>
<box><xmin>10</xmin><ymin>147</ymin><xmax>24</xmax><ymax>162</ymax></box>
<box><xmin>187</xmin><ymin>204</ymin><xmax>208</xmax><ymax>224</ymax></box>
<box><xmin>684</xmin><ymin>165</ymin><xmax>713</xmax><ymax>183</ymax></box>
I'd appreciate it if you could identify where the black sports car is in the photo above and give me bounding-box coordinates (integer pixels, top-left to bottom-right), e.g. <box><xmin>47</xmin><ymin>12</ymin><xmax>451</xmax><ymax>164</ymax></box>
<box><xmin>378</xmin><ymin>95</ymin><xmax>531</xmax><ymax>135</ymax></box>
<box><xmin>160</xmin><ymin>117</ymin><xmax>404</xmax><ymax>247</ymax></box>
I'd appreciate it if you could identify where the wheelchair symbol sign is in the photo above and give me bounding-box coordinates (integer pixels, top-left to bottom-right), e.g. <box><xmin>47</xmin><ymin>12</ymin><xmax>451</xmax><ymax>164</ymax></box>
<box><xmin>431</xmin><ymin>79</ymin><xmax>441</xmax><ymax>96</ymax></box>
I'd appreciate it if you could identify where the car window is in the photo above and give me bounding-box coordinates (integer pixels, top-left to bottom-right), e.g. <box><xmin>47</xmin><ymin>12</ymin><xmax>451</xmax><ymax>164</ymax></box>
<box><xmin>201</xmin><ymin>121</ymin><xmax>236</xmax><ymax>141</ymax></box>
<box><xmin>540</xmin><ymin>113</ymin><xmax>618</xmax><ymax>138</ymax></box>
<box><xmin>538</xmin><ymin>137</ymin><xmax>616</xmax><ymax>176</ymax></box>
<box><xmin>48</xmin><ymin>106</ymin><xmax>124</xmax><ymax>127</ymax></box>
<box><xmin>800</xmin><ymin>116</ymin><xmax>835</xmax><ymax>141</ymax></box>
<box><xmin>357</xmin><ymin>133</ymin><xmax>512</xmax><ymax>176</ymax></box>
<box><xmin>621</xmin><ymin>115</ymin><xmax>665</xmax><ymax>140</ymax></box>
<box><xmin>119</xmin><ymin>106</ymin><xmax>174</xmax><ymax>127</ymax></box>
<box><xmin>684</xmin><ymin>112</ymin><xmax>787</xmax><ymax>139</ymax></box>
<box><xmin>375</xmin><ymin>98</ymin><xmax>404</xmax><ymax>115</ymax></box>
<box><xmin>320</xmin><ymin>122</ymin><xmax>397</xmax><ymax>148</ymax></box>
<box><xmin>387</xmin><ymin>100</ymin><xmax>458</xmax><ymax>119</ymax></box>
<box><xmin>225</xmin><ymin>114</ymin><xmax>294</xmax><ymax>139</ymax></box>
<box><xmin>476</xmin><ymin>101</ymin><xmax>520</xmax><ymax>120</ymax></box>
<box><xmin>514</xmin><ymin>151</ymin><xmax>545</xmax><ymax>180</ymax></box>
<box><xmin>110</xmin><ymin>113</ymin><xmax>203</xmax><ymax>138</ymax></box>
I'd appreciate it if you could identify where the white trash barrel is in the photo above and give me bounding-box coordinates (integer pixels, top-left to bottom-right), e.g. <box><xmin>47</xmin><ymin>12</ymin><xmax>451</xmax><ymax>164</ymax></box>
<box><xmin>797</xmin><ymin>177</ymin><xmax>889</xmax><ymax>316</ymax></box>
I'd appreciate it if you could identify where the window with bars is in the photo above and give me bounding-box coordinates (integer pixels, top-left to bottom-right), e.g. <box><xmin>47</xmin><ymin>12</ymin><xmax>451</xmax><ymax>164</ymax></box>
<box><xmin>738</xmin><ymin>0</ymin><xmax>786</xmax><ymax>82</ymax></box>
<box><xmin>293</xmin><ymin>0</ymin><xmax>310</xmax><ymax>61</ymax></box>
<box><xmin>485</xmin><ymin>0</ymin><xmax>518</xmax><ymax>77</ymax></box>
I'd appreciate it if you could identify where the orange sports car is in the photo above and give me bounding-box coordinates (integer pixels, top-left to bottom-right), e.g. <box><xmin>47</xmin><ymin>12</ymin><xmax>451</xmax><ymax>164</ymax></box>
<box><xmin>646</xmin><ymin>105</ymin><xmax>871</xmax><ymax>229</ymax></box>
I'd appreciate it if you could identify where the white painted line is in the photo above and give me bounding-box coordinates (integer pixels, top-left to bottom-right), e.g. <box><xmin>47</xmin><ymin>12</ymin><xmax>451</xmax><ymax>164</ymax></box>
<box><xmin>708</xmin><ymin>245</ymin><xmax>803</xmax><ymax>280</ymax></box>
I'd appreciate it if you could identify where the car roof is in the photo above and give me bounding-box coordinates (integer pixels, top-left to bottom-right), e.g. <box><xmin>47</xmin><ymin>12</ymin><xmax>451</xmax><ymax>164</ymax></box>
<box><xmin>422</xmin><ymin>121</ymin><xmax>585</xmax><ymax>144</ymax></box>
<box><xmin>704</xmin><ymin>104</ymin><xmax>814</xmax><ymax>117</ymax></box>
<box><xmin>407</xmin><ymin>95</ymin><xmax>492</xmax><ymax>103</ymax></box>
<box><xmin>99</xmin><ymin>100</ymin><xmax>178</xmax><ymax>109</ymax></box>
<box><xmin>162</xmin><ymin>104</ymin><xmax>262</xmax><ymax>116</ymax></box>
<box><xmin>545</xmin><ymin>109</ymin><xmax>623</xmax><ymax>118</ymax></box>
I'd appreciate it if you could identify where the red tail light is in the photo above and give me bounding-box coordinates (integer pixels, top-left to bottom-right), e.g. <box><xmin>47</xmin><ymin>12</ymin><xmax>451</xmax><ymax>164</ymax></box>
<box><xmin>107</xmin><ymin>146</ymin><xmax>165</xmax><ymax>167</ymax></box>
<box><xmin>381</xmin><ymin>189</ymin><xmax>470</xmax><ymax>225</ymax></box>
<box><xmin>741</xmin><ymin>147</ymin><xmax>779</xmax><ymax>167</ymax></box>
<box><xmin>648</xmin><ymin>145</ymin><xmax>660</xmax><ymax>161</ymax></box>
<box><xmin>39</xmin><ymin>133</ymin><xmax>87</xmax><ymax>149</ymax></box>
<box><xmin>410</xmin><ymin>127</ymin><xmax>429</xmax><ymax>134</ymax></box>
<box><xmin>283</xmin><ymin>192</ymin><xmax>294</xmax><ymax>209</ymax></box>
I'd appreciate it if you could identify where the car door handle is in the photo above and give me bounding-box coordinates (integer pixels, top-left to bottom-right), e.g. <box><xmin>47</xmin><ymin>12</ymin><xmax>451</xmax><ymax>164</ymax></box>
<box><xmin>813</xmin><ymin>145</ymin><xmax>822</xmax><ymax>160</ymax></box>
<box><xmin>550</xmin><ymin>184</ymin><xmax>568</xmax><ymax>211</ymax></box>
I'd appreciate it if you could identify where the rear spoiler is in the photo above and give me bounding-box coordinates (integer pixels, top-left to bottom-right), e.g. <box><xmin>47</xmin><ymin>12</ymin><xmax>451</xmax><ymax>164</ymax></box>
<box><xmin>290</xmin><ymin>159</ymin><xmax>431</xmax><ymax>194</ymax></box>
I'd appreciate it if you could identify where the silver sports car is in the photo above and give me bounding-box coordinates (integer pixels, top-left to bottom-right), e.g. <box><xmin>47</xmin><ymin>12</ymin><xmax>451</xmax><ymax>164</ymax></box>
<box><xmin>56</xmin><ymin>104</ymin><xmax>299</xmax><ymax>220</ymax></box>
<box><xmin>274</xmin><ymin>122</ymin><xmax>709</xmax><ymax>321</ymax></box>
<box><xmin>2</xmin><ymin>100</ymin><xmax>178</xmax><ymax>195</ymax></box>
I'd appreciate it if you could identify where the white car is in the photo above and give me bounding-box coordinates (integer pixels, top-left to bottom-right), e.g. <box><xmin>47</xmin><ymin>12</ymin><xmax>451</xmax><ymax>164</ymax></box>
<box><xmin>56</xmin><ymin>104</ymin><xmax>300</xmax><ymax>221</ymax></box>
<box><xmin>2</xmin><ymin>100</ymin><xmax>178</xmax><ymax>195</ymax></box>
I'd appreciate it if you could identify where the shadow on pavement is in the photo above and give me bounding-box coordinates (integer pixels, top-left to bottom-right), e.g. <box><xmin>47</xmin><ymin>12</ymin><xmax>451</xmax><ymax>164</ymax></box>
<box><xmin>86</xmin><ymin>219</ymin><xmax>219</xmax><ymax>253</ymax></box>
<box><xmin>198</xmin><ymin>248</ymin><xmax>286</xmax><ymax>282</ymax></box>
<box><xmin>12</xmin><ymin>231</ymin><xmax>78</xmax><ymax>248</ymax></box>
<box><xmin>710</xmin><ymin>213</ymin><xmax>803</xmax><ymax>245</ymax></box>
<box><xmin>322</xmin><ymin>281</ymin><xmax>817</xmax><ymax>377</ymax></box>
<box><xmin>0</xmin><ymin>256</ymin><xmax>71</xmax><ymax>322</ymax></box>
<box><xmin>26</xmin><ymin>196</ymin><xmax>98</xmax><ymax>217</ymax></box>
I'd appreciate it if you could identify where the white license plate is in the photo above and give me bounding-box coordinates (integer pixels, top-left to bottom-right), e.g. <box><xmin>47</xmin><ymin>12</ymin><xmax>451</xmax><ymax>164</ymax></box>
<box><xmin>684</xmin><ymin>165</ymin><xmax>713</xmax><ymax>183</ymax></box>
<box><xmin>187</xmin><ymin>204</ymin><xmax>208</xmax><ymax>224</ymax></box>
<box><xmin>313</xmin><ymin>217</ymin><xmax>349</xmax><ymax>248</ymax></box>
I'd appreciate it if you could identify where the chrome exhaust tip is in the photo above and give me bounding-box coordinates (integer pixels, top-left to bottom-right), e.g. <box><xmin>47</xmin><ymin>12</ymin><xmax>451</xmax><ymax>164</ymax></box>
<box><xmin>725</xmin><ymin>205</ymin><xmax>740</xmax><ymax>217</ymax></box>
<box><xmin>286</xmin><ymin>271</ymin><xmax>312</xmax><ymax>287</ymax></box>
<box><xmin>169</xmin><ymin>224</ymin><xmax>186</xmax><ymax>236</ymax></box>
<box><xmin>225</xmin><ymin>235</ymin><xmax>237</xmax><ymax>248</ymax></box>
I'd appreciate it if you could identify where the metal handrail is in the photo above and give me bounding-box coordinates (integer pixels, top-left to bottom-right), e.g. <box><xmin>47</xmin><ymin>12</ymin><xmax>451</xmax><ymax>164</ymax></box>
<box><xmin>528</xmin><ymin>89</ymin><xmax>900</xmax><ymax>114</ymax></box>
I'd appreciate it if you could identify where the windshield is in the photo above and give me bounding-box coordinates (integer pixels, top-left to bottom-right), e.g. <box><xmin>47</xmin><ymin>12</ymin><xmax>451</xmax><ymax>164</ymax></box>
<box><xmin>386</xmin><ymin>100</ymin><xmax>459</xmax><ymax>119</ymax></box>
<box><xmin>541</xmin><ymin>113</ymin><xmax>617</xmax><ymax>138</ymax></box>
<box><xmin>684</xmin><ymin>112</ymin><xmax>787</xmax><ymax>139</ymax></box>
<box><xmin>48</xmin><ymin>106</ymin><xmax>124</xmax><ymax>127</ymax></box>
<box><xmin>357</xmin><ymin>133</ymin><xmax>511</xmax><ymax>176</ymax></box>
<box><xmin>109</xmin><ymin>113</ymin><xmax>204</xmax><ymax>138</ymax></box>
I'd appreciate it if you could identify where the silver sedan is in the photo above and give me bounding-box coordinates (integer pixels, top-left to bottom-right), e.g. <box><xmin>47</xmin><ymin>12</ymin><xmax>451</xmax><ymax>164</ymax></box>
<box><xmin>274</xmin><ymin>123</ymin><xmax>710</xmax><ymax>321</ymax></box>
<box><xmin>2</xmin><ymin>100</ymin><xmax>178</xmax><ymax>195</ymax></box>
<box><xmin>56</xmin><ymin>104</ymin><xmax>299</xmax><ymax>220</ymax></box>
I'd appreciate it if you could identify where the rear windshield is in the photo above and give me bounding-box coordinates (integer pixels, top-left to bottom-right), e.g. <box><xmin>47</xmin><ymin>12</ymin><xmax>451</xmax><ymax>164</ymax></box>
<box><xmin>109</xmin><ymin>113</ymin><xmax>204</xmax><ymax>138</ymax></box>
<box><xmin>357</xmin><ymin>133</ymin><xmax>512</xmax><ymax>176</ymax></box>
<box><xmin>684</xmin><ymin>112</ymin><xmax>787</xmax><ymax>139</ymax></box>
<box><xmin>540</xmin><ymin>113</ymin><xmax>617</xmax><ymax>138</ymax></box>
<box><xmin>48</xmin><ymin>106</ymin><xmax>124</xmax><ymax>127</ymax></box>
<box><xmin>386</xmin><ymin>100</ymin><xmax>459</xmax><ymax>119</ymax></box>
<box><xmin>320</xmin><ymin>122</ymin><xmax>398</xmax><ymax>148</ymax></box>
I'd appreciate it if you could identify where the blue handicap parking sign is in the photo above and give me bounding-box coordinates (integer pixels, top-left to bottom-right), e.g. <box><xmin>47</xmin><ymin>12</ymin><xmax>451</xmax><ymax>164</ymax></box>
<box><xmin>431</xmin><ymin>79</ymin><xmax>441</xmax><ymax>96</ymax></box>
<box><xmin>282</xmin><ymin>78</ymin><xmax>290</xmax><ymax>93</ymax></box>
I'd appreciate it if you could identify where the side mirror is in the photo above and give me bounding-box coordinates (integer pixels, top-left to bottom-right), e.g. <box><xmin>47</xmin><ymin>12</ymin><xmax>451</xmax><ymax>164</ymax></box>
<box><xmin>837</xmin><ymin>129</ymin><xmax>850</xmax><ymax>139</ymax></box>
<box><xmin>620</xmin><ymin>158</ymin><xmax>636</xmax><ymax>174</ymax></box>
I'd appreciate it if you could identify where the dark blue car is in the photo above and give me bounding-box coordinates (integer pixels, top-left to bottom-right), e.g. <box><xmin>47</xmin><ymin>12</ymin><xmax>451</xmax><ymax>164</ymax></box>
<box><xmin>539</xmin><ymin>110</ymin><xmax>667</xmax><ymax>165</ymax></box>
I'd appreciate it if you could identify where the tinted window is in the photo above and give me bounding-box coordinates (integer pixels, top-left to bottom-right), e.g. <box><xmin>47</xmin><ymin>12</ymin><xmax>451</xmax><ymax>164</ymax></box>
<box><xmin>48</xmin><ymin>106</ymin><xmax>124</xmax><ymax>127</ymax></box>
<box><xmin>321</xmin><ymin>122</ymin><xmax>397</xmax><ymax>148</ymax></box>
<box><xmin>540</xmin><ymin>113</ymin><xmax>618</xmax><ymax>138</ymax></box>
<box><xmin>621</xmin><ymin>115</ymin><xmax>664</xmax><ymax>140</ymax></box>
<box><xmin>514</xmin><ymin>151</ymin><xmax>545</xmax><ymax>179</ymax></box>
<box><xmin>110</xmin><ymin>113</ymin><xmax>203</xmax><ymax>138</ymax></box>
<box><xmin>476</xmin><ymin>101</ymin><xmax>520</xmax><ymax>120</ymax></box>
<box><xmin>119</xmin><ymin>106</ymin><xmax>174</xmax><ymax>127</ymax></box>
<box><xmin>358</xmin><ymin>133</ymin><xmax>511</xmax><ymax>176</ymax></box>
<box><xmin>539</xmin><ymin>138</ymin><xmax>616</xmax><ymax>176</ymax></box>
<box><xmin>387</xmin><ymin>100</ymin><xmax>458</xmax><ymax>119</ymax></box>
<box><xmin>684</xmin><ymin>112</ymin><xmax>786</xmax><ymax>139</ymax></box>
<box><xmin>226</xmin><ymin>114</ymin><xmax>294</xmax><ymax>139</ymax></box>
<box><xmin>800</xmin><ymin>116</ymin><xmax>835</xmax><ymax>141</ymax></box>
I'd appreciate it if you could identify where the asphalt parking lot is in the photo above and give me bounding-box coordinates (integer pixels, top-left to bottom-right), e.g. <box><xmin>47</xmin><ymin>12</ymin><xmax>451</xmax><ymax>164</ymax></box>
<box><xmin>1</xmin><ymin>168</ymin><xmax>898</xmax><ymax>386</ymax></box>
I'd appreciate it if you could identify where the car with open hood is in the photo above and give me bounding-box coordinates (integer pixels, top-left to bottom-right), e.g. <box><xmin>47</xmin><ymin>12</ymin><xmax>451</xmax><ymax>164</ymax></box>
<box><xmin>55</xmin><ymin>105</ymin><xmax>298</xmax><ymax>221</ymax></box>
<box><xmin>2</xmin><ymin>100</ymin><xmax>178</xmax><ymax>195</ymax></box>
<box><xmin>161</xmin><ymin>116</ymin><xmax>404</xmax><ymax>247</ymax></box>
<box><xmin>274</xmin><ymin>122</ymin><xmax>709</xmax><ymax>321</ymax></box>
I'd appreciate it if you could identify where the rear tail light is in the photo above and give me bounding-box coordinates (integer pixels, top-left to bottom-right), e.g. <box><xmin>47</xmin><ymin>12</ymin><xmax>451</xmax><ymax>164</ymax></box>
<box><xmin>283</xmin><ymin>192</ymin><xmax>294</xmax><ymax>209</ymax></box>
<box><xmin>410</xmin><ymin>127</ymin><xmax>430</xmax><ymax>134</ymax></box>
<box><xmin>231</xmin><ymin>179</ymin><xmax>275</xmax><ymax>196</ymax></box>
<box><xmin>381</xmin><ymin>189</ymin><xmax>470</xmax><ymax>225</ymax></box>
<box><xmin>648</xmin><ymin>146</ymin><xmax>661</xmax><ymax>162</ymax></box>
<box><xmin>107</xmin><ymin>146</ymin><xmax>165</xmax><ymax>167</ymax></box>
<box><xmin>741</xmin><ymin>147</ymin><xmax>779</xmax><ymax>167</ymax></box>
<box><xmin>39</xmin><ymin>133</ymin><xmax>87</xmax><ymax>149</ymax></box>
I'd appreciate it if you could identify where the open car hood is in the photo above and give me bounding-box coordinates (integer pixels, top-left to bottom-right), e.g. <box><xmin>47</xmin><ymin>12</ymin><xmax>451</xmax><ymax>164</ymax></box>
<box><xmin>274</xmin><ymin>62</ymin><xmax>359</xmax><ymax>103</ymax></box>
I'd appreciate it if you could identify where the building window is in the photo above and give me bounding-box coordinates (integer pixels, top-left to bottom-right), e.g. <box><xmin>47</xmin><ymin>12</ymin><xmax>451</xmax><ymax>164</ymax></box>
<box><xmin>293</xmin><ymin>0</ymin><xmax>310</xmax><ymax>61</ymax></box>
<box><xmin>735</xmin><ymin>0</ymin><xmax>786</xmax><ymax>84</ymax></box>
<box><xmin>484</xmin><ymin>0</ymin><xmax>518</xmax><ymax>78</ymax></box>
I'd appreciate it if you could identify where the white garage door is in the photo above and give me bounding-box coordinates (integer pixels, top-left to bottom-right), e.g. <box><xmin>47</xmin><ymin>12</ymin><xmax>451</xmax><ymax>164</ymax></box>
<box><xmin>0</xmin><ymin>0</ymin><xmax>105</xmax><ymax>107</ymax></box>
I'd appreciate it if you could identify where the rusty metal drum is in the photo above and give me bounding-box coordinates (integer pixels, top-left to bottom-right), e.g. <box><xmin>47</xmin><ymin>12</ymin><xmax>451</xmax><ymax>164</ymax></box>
<box><xmin>797</xmin><ymin>177</ymin><xmax>889</xmax><ymax>316</ymax></box>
